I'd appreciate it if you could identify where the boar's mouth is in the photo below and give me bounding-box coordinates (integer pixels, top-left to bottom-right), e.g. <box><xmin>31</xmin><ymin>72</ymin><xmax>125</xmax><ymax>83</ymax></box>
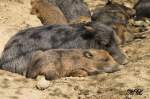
<box><xmin>85</xmin><ymin>64</ymin><xmax>121</xmax><ymax>75</ymax></box>
<box><xmin>100</xmin><ymin>65</ymin><xmax>121</xmax><ymax>73</ymax></box>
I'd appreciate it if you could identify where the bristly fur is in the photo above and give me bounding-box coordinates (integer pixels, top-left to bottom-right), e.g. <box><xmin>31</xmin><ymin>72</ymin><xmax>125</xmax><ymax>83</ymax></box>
<box><xmin>0</xmin><ymin>22</ymin><xmax>125</xmax><ymax>75</ymax></box>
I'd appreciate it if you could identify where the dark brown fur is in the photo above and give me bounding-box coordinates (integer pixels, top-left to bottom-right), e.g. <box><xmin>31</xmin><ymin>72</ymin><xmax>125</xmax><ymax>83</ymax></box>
<box><xmin>134</xmin><ymin>0</ymin><xmax>150</xmax><ymax>19</ymax></box>
<box><xmin>92</xmin><ymin>2</ymin><xmax>136</xmax><ymax>44</ymax></box>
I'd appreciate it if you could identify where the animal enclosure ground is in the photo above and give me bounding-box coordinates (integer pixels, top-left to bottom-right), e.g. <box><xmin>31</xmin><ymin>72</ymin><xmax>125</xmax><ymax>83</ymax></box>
<box><xmin>0</xmin><ymin>0</ymin><xmax>150</xmax><ymax>99</ymax></box>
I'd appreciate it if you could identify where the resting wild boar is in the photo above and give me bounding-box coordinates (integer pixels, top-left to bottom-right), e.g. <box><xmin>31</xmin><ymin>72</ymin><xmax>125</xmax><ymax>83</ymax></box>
<box><xmin>31</xmin><ymin>0</ymin><xmax>68</xmax><ymax>25</ymax></box>
<box><xmin>134</xmin><ymin>0</ymin><xmax>150</xmax><ymax>19</ymax></box>
<box><xmin>92</xmin><ymin>1</ymin><xmax>135</xmax><ymax>44</ymax></box>
<box><xmin>26</xmin><ymin>49</ymin><xmax>121</xmax><ymax>80</ymax></box>
<box><xmin>92</xmin><ymin>1</ymin><xmax>135</xmax><ymax>25</ymax></box>
<box><xmin>0</xmin><ymin>22</ymin><xmax>127</xmax><ymax>75</ymax></box>
<box><xmin>48</xmin><ymin>0</ymin><xmax>91</xmax><ymax>24</ymax></box>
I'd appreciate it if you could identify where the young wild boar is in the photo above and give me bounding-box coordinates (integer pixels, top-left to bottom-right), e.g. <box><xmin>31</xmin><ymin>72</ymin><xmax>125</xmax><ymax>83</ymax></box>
<box><xmin>31</xmin><ymin>0</ymin><xmax>68</xmax><ymax>25</ymax></box>
<box><xmin>0</xmin><ymin>22</ymin><xmax>127</xmax><ymax>75</ymax></box>
<box><xmin>26</xmin><ymin>49</ymin><xmax>121</xmax><ymax>80</ymax></box>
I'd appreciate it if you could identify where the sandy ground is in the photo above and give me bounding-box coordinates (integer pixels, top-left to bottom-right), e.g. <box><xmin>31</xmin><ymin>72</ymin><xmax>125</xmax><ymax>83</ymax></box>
<box><xmin>0</xmin><ymin>0</ymin><xmax>42</xmax><ymax>54</ymax></box>
<box><xmin>0</xmin><ymin>0</ymin><xmax>150</xmax><ymax>99</ymax></box>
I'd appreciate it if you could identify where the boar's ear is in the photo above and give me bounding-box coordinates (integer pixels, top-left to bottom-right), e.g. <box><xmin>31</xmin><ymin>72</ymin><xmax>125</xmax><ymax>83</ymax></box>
<box><xmin>83</xmin><ymin>51</ymin><xmax>93</xmax><ymax>59</ymax></box>
<box><xmin>81</xmin><ymin>26</ymin><xmax>96</xmax><ymax>40</ymax></box>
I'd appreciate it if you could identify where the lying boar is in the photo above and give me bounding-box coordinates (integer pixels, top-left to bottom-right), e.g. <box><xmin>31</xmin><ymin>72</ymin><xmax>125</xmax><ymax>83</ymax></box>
<box><xmin>0</xmin><ymin>22</ymin><xmax>127</xmax><ymax>75</ymax></box>
<box><xmin>134</xmin><ymin>0</ymin><xmax>150</xmax><ymax>19</ymax></box>
<box><xmin>48</xmin><ymin>0</ymin><xmax>91</xmax><ymax>24</ymax></box>
<box><xmin>31</xmin><ymin>0</ymin><xmax>68</xmax><ymax>25</ymax></box>
<box><xmin>26</xmin><ymin>49</ymin><xmax>121</xmax><ymax>80</ymax></box>
<box><xmin>92</xmin><ymin>1</ymin><xmax>135</xmax><ymax>44</ymax></box>
<box><xmin>92</xmin><ymin>1</ymin><xmax>135</xmax><ymax>25</ymax></box>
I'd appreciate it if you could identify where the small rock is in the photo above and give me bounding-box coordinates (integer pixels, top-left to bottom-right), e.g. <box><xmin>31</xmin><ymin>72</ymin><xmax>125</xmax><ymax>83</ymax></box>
<box><xmin>134</xmin><ymin>21</ymin><xmax>146</xmax><ymax>27</ymax></box>
<box><xmin>36</xmin><ymin>75</ymin><xmax>50</xmax><ymax>90</ymax></box>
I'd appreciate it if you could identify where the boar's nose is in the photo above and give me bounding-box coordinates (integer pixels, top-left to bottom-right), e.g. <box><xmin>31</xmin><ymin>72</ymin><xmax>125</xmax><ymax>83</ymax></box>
<box><xmin>116</xmin><ymin>53</ymin><xmax>128</xmax><ymax>65</ymax></box>
<box><xmin>112</xmin><ymin>51</ymin><xmax>128</xmax><ymax>65</ymax></box>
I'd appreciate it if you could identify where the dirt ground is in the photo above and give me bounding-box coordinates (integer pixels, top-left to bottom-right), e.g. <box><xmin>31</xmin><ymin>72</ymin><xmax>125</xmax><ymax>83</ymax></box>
<box><xmin>0</xmin><ymin>0</ymin><xmax>150</xmax><ymax>99</ymax></box>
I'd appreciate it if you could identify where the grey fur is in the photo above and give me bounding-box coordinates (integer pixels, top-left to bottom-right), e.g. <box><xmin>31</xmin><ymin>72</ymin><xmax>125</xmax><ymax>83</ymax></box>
<box><xmin>0</xmin><ymin>22</ymin><xmax>126</xmax><ymax>75</ymax></box>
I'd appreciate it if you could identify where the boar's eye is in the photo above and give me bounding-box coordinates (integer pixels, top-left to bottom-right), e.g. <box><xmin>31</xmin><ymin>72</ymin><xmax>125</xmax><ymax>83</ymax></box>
<box><xmin>83</xmin><ymin>51</ymin><xmax>93</xmax><ymax>59</ymax></box>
